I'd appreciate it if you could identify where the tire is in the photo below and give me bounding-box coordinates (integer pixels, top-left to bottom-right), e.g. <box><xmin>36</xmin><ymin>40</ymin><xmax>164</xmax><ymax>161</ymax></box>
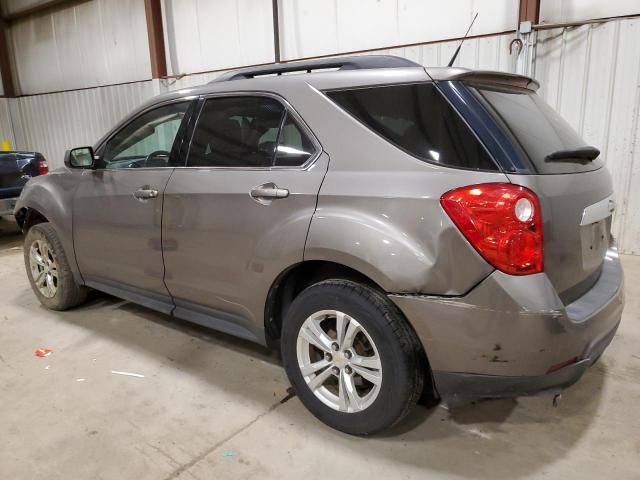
<box><xmin>24</xmin><ymin>223</ymin><xmax>88</xmax><ymax>310</ymax></box>
<box><xmin>281</xmin><ymin>279</ymin><xmax>425</xmax><ymax>435</ymax></box>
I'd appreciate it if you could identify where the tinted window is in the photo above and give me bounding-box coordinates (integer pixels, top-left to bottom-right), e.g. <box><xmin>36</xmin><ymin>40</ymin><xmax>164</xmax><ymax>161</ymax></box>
<box><xmin>327</xmin><ymin>83</ymin><xmax>497</xmax><ymax>170</ymax></box>
<box><xmin>274</xmin><ymin>113</ymin><xmax>316</xmax><ymax>167</ymax></box>
<box><xmin>188</xmin><ymin>97</ymin><xmax>285</xmax><ymax>167</ymax></box>
<box><xmin>101</xmin><ymin>101</ymin><xmax>190</xmax><ymax>169</ymax></box>
<box><xmin>476</xmin><ymin>88</ymin><xmax>603</xmax><ymax>174</ymax></box>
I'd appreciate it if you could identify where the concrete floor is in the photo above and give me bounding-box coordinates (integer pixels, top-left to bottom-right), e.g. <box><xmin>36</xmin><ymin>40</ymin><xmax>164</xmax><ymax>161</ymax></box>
<box><xmin>0</xmin><ymin>216</ymin><xmax>639</xmax><ymax>480</ymax></box>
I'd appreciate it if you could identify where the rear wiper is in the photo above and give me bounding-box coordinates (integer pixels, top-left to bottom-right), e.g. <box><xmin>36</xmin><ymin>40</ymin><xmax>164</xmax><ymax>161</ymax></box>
<box><xmin>545</xmin><ymin>146</ymin><xmax>600</xmax><ymax>162</ymax></box>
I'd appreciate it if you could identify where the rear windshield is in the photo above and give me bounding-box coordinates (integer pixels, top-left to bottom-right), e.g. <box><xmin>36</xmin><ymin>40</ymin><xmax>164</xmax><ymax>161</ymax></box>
<box><xmin>327</xmin><ymin>83</ymin><xmax>498</xmax><ymax>171</ymax></box>
<box><xmin>475</xmin><ymin>88</ymin><xmax>603</xmax><ymax>174</ymax></box>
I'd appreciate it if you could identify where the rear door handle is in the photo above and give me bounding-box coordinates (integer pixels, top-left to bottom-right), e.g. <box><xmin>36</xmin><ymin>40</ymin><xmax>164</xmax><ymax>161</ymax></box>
<box><xmin>133</xmin><ymin>187</ymin><xmax>159</xmax><ymax>200</ymax></box>
<box><xmin>250</xmin><ymin>182</ymin><xmax>289</xmax><ymax>204</ymax></box>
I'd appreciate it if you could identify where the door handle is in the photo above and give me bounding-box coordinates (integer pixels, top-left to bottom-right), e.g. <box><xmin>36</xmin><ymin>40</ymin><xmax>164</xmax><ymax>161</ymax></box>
<box><xmin>133</xmin><ymin>187</ymin><xmax>159</xmax><ymax>200</ymax></box>
<box><xmin>250</xmin><ymin>182</ymin><xmax>289</xmax><ymax>204</ymax></box>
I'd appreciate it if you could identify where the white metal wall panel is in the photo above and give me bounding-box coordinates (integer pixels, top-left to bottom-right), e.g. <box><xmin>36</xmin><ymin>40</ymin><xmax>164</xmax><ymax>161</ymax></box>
<box><xmin>9</xmin><ymin>0</ymin><xmax>151</xmax><ymax>95</ymax></box>
<box><xmin>540</xmin><ymin>0</ymin><xmax>639</xmax><ymax>25</ymax></box>
<box><xmin>162</xmin><ymin>0</ymin><xmax>275</xmax><ymax>76</ymax></box>
<box><xmin>279</xmin><ymin>0</ymin><xmax>518</xmax><ymax>60</ymax></box>
<box><xmin>6</xmin><ymin>14</ymin><xmax>640</xmax><ymax>254</ymax></box>
<box><xmin>0</xmin><ymin>98</ymin><xmax>15</xmax><ymax>147</ymax></box>
<box><xmin>15</xmin><ymin>81</ymin><xmax>154</xmax><ymax>169</ymax></box>
<box><xmin>379</xmin><ymin>32</ymin><xmax>517</xmax><ymax>72</ymax></box>
<box><xmin>535</xmin><ymin>18</ymin><xmax>640</xmax><ymax>254</ymax></box>
<box><xmin>9</xmin><ymin>28</ymin><xmax>517</xmax><ymax>169</ymax></box>
<box><xmin>161</xmin><ymin>32</ymin><xmax>518</xmax><ymax>93</ymax></box>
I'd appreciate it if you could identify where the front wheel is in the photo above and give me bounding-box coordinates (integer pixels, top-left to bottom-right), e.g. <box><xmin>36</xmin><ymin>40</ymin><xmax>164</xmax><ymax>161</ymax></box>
<box><xmin>24</xmin><ymin>223</ymin><xmax>88</xmax><ymax>310</ymax></box>
<box><xmin>281</xmin><ymin>279</ymin><xmax>425</xmax><ymax>435</ymax></box>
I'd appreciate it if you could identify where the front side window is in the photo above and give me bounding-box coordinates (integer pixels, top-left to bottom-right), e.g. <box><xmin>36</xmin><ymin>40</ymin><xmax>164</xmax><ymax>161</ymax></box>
<box><xmin>100</xmin><ymin>101</ymin><xmax>190</xmax><ymax>169</ymax></box>
<box><xmin>327</xmin><ymin>83</ymin><xmax>497</xmax><ymax>170</ymax></box>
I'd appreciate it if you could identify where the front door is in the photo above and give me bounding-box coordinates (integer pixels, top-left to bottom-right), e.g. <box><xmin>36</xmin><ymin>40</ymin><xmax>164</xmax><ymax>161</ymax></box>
<box><xmin>162</xmin><ymin>95</ymin><xmax>326</xmax><ymax>340</ymax></box>
<box><xmin>73</xmin><ymin>100</ymin><xmax>192</xmax><ymax>313</ymax></box>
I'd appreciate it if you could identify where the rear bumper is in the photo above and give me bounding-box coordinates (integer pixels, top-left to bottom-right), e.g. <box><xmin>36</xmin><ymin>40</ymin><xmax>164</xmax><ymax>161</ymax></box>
<box><xmin>0</xmin><ymin>196</ymin><xmax>19</xmax><ymax>216</ymax></box>
<box><xmin>390</xmin><ymin>247</ymin><xmax>624</xmax><ymax>401</ymax></box>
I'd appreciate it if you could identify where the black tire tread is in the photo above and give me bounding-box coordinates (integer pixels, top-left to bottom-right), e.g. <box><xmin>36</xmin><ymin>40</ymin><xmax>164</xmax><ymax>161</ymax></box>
<box><xmin>24</xmin><ymin>223</ymin><xmax>88</xmax><ymax>311</ymax></box>
<box><xmin>282</xmin><ymin>279</ymin><xmax>425</xmax><ymax>434</ymax></box>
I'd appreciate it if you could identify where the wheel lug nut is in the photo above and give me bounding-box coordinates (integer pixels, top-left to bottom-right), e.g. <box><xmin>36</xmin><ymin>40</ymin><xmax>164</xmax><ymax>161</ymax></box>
<box><xmin>344</xmin><ymin>350</ymin><xmax>352</xmax><ymax>359</ymax></box>
<box><xmin>324</xmin><ymin>353</ymin><xmax>333</xmax><ymax>362</ymax></box>
<box><xmin>345</xmin><ymin>366</ymin><xmax>353</xmax><ymax>375</ymax></box>
<box><xmin>331</xmin><ymin>343</ymin><xmax>339</xmax><ymax>351</ymax></box>
<box><xmin>331</xmin><ymin>367</ymin><xmax>340</xmax><ymax>375</ymax></box>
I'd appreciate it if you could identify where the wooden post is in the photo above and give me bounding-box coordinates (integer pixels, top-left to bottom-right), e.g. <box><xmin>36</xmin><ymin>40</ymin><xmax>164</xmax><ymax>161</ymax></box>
<box><xmin>519</xmin><ymin>0</ymin><xmax>540</xmax><ymax>24</ymax></box>
<box><xmin>144</xmin><ymin>0</ymin><xmax>167</xmax><ymax>78</ymax></box>
<box><xmin>0</xmin><ymin>19</ymin><xmax>15</xmax><ymax>97</ymax></box>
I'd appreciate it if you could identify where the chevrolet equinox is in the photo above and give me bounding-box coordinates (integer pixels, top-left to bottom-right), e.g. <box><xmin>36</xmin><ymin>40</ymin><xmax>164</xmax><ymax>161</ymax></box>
<box><xmin>15</xmin><ymin>56</ymin><xmax>624</xmax><ymax>435</ymax></box>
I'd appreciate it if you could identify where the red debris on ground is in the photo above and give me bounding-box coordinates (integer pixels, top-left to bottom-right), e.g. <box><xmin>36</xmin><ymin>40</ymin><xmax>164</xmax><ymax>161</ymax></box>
<box><xmin>34</xmin><ymin>348</ymin><xmax>52</xmax><ymax>357</ymax></box>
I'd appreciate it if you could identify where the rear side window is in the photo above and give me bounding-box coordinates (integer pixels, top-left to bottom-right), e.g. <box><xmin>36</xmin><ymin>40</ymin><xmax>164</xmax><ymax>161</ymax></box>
<box><xmin>327</xmin><ymin>83</ymin><xmax>497</xmax><ymax>171</ymax></box>
<box><xmin>475</xmin><ymin>88</ymin><xmax>603</xmax><ymax>174</ymax></box>
<box><xmin>188</xmin><ymin>96</ymin><xmax>284</xmax><ymax>167</ymax></box>
<box><xmin>274</xmin><ymin>113</ymin><xmax>316</xmax><ymax>167</ymax></box>
<box><xmin>188</xmin><ymin>96</ymin><xmax>317</xmax><ymax>168</ymax></box>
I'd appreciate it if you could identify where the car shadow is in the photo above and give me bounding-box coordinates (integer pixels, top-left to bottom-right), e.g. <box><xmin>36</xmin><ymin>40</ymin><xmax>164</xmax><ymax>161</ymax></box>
<box><xmin>29</xmin><ymin>288</ymin><xmax>606</xmax><ymax>479</ymax></box>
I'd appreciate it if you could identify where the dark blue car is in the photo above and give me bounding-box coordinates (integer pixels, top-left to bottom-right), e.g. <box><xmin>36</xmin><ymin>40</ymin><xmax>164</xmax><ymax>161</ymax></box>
<box><xmin>0</xmin><ymin>151</ymin><xmax>48</xmax><ymax>217</ymax></box>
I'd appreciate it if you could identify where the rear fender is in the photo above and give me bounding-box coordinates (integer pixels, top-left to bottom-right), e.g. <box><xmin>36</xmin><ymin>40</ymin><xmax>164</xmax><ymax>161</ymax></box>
<box><xmin>304</xmin><ymin>204</ymin><xmax>493</xmax><ymax>295</ymax></box>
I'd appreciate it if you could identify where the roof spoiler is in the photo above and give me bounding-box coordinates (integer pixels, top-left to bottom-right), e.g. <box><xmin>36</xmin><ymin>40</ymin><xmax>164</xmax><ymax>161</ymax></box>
<box><xmin>209</xmin><ymin>55</ymin><xmax>422</xmax><ymax>83</ymax></box>
<box><xmin>446</xmin><ymin>70</ymin><xmax>540</xmax><ymax>91</ymax></box>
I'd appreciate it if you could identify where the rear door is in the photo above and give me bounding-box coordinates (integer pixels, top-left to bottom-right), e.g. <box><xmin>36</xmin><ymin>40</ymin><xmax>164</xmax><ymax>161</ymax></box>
<box><xmin>162</xmin><ymin>94</ymin><xmax>326</xmax><ymax>340</ymax></box>
<box><xmin>73</xmin><ymin>100</ymin><xmax>192</xmax><ymax>312</ymax></box>
<box><xmin>474</xmin><ymin>86</ymin><xmax>613</xmax><ymax>302</ymax></box>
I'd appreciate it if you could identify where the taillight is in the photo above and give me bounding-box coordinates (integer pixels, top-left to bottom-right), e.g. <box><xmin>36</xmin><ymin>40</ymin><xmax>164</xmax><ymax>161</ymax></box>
<box><xmin>36</xmin><ymin>158</ymin><xmax>49</xmax><ymax>175</ymax></box>
<box><xmin>440</xmin><ymin>183</ymin><xmax>543</xmax><ymax>275</ymax></box>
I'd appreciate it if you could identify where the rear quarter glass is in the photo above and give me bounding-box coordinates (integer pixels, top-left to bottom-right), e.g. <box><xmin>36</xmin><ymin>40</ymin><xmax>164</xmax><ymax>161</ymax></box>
<box><xmin>326</xmin><ymin>83</ymin><xmax>499</xmax><ymax>171</ymax></box>
<box><xmin>472</xmin><ymin>86</ymin><xmax>604</xmax><ymax>174</ymax></box>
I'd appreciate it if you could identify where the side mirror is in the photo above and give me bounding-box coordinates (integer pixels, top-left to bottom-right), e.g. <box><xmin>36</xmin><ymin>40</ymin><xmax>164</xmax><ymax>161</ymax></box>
<box><xmin>64</xmin><ymin>146</ymin><xmax>96</xmax><ymax>169</ymax></box>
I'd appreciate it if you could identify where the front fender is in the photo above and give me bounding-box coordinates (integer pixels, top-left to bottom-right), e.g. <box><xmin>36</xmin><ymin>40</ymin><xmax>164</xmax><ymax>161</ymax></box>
<box><xmin>14</xmin><ymin>169</ymin><xmax>83</xmax><ymax>284</ymax></box>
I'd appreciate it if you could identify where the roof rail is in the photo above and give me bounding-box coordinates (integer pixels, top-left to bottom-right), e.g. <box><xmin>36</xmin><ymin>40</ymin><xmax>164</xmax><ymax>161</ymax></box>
<box><xmin>209</xmin><ymin>55</ymin><xmax>422</xmax><ymax>83</ymax></box>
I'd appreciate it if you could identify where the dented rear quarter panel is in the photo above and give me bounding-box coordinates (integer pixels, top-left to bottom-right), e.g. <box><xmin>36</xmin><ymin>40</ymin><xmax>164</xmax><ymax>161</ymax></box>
<box><xmin>296</xmin><ymin>78</ymin><xmax>506</xmax><ymax>295</ymax></box>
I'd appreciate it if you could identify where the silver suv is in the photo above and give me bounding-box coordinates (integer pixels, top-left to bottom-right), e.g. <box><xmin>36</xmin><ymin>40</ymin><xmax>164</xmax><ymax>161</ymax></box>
<box><xmin>15</xmin><ymin>56</ymin><xmax>624</xmax><ymax>435</ymax></box>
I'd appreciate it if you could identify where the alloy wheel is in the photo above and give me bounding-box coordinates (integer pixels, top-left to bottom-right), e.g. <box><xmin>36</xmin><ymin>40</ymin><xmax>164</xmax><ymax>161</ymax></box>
<box><xmin>296</xmin><ymin>310</ymin><xmax>382</xmax><ymax>413</ymax></box>
<box><xmin>29</xmin><ymin>239</ymin><xmax>58</xmax><ymax>298</ymax></box>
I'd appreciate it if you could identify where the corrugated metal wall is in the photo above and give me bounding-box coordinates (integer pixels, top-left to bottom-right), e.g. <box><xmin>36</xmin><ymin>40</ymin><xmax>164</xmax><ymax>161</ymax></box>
<box><xmin>539</xmin><ymin>0</ymin><xmax>639</xmax><ymax>24</ymax></box>
<box><xmin>162</xmin><ymin>0</ymin><xmax>275</xmax><ymax>76</ymax></box>
<box><xmin>278</xmin><ymin>0</ymin><xmax>517</xmax><ymax>60</ymax></box>
<box><xmin>0</xmin><ymin>30</ymin><xmax>519</xmax><ymax>167</ymax></box>
<box><xmin>0</xmin><ymin>10</ymin><xmax>638</xmax><ymax>253</ymax></box>
<box><xmin>9</xmin><ymin>0</ymin><xmax>151</xmax><ymax>94</ymax></box>
<box><xmin>163</xmin><ymin>32</ymin><xmax>519</xmax><ymax>92</ymax></box>
<box><xmin>534</xmin><ymin>18</ymin><xmax>640</xmax><ymax>254</ymax></box>
<box><xmin>0</xmin><ymin>99</ymin><xmax>15</xmax><ymax>146</ymax></box>
<box><xmin>13</xmin><ymin>81</ymin><xmax>155</xmax><ymax>166</ymax></box>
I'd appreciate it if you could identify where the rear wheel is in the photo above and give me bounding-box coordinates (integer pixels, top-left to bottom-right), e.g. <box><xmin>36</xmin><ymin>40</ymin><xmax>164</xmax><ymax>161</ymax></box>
<box><xmin>281</xmin><ymin>279</ymin><xmax>425</xmax><ymax>435</ymax></box>
<box><xmin>24</xmin><ymin>223</ymin><xmax>88</xmax><ymax>310</ymax></box>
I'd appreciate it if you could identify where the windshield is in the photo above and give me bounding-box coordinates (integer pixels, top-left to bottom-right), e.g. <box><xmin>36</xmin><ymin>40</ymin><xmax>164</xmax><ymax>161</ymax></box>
<box><xmin>475</xmin><ymin>87</ymin><xmax>603</xmax><ymax>174</ymax></box>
